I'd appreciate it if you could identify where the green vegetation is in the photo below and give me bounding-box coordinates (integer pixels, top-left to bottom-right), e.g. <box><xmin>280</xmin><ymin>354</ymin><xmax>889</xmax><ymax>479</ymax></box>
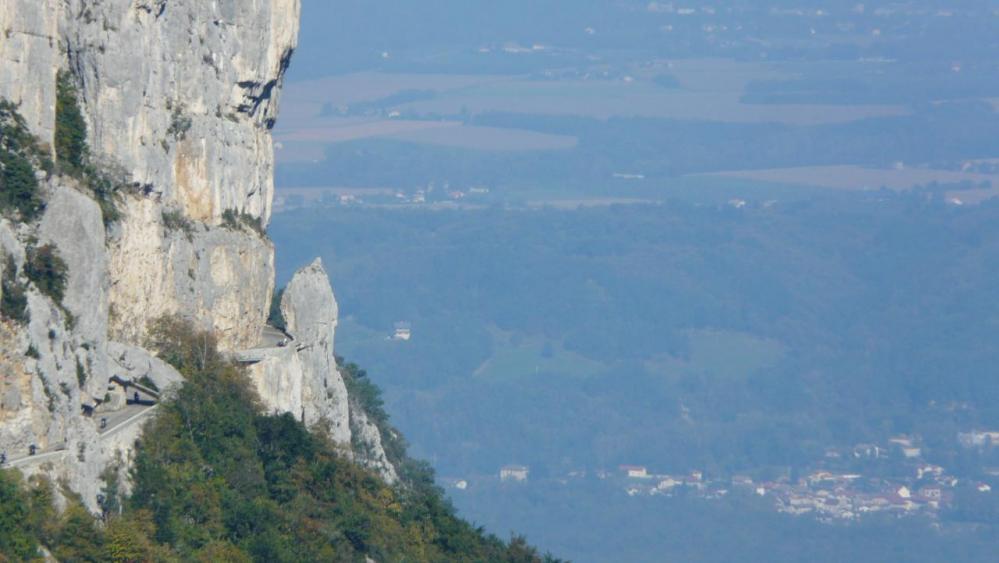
<box><xmin>76</xmin><ymin>358</ymin><xmax>87</xmax><ymax>387</ymax></box>
<box><xmin>24</xmin><ymin>244</ymin><xmax>68</xmax><ymax>305</ymax></box>
<box><xmin>166</xmin><ymin>104</ymin><xmax>193</xmax><ymax>141</ymax></box>
<box><xmin>54</xmin><ymin>70</ymin><xmax>125</xmax><ymax>225</ymax></box>
<box><xmin>137</xmin><ymin>375</ymin><xmax>159</xmax><ymax>393</ymax></box>
<box><xmin>0</xmin><ymin>472</ymin><xmax>77</xmax><ymax>561</ymax></box>
<box><xmin>55</xmin><ymin>71</ymin><xmax>88</xmax><ymax>174</ymax></box>
<box><xmin>1</xmin><ymin>254</ymin><xmax>29</xmax><ymax>324</ymax></box>
<box><xmin>271</xmin><ymin>197</ymin><xmax>999</xmax><ymax>478</ymax></box>
<box><xmin>161</xmin><ymin>208</ymin><xmax>195</xmax><ymax>237</ymax></box>
<box><xmin>267</xmin><ymin>287</ymin><xmax>286</xmax><ymax>332</ymax></box>
<box><xmin>0</xmin><ymin>145</ymin><xmax>42</xmax><ymax>219</ymax></box>
<box><xmin>339</xmin><ymin>359</ymin><xmax>406</xmax><ymax>465</ymax></box>
<box><xmin>140</xmin><ymin>315</ymin><xmax>559</xmax><ymax>561</ymax></box>
<box><xmin>221</xmin><ymin>208</ymin><xmax>266</xmax><ymax>237</ymax></box>
<box><xmin>83</xmin><ymin>159</ymin><xmax>126</xmax><ymax>226</ymax></box>
<box><xmin>0</xmin><ymin>317</ymin><xmax>560</xmax><ymax>561</ymax></box>
<box><xmin>0</xmin><ymin>100</ymin><xmax>49</xmax><ymax>221</ymax></box>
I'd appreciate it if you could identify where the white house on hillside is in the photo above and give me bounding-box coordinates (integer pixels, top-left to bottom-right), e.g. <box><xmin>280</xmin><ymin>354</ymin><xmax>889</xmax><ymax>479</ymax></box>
<box><xmin>392</xmin><ymin>322</ymin><xmax>412</xmax><ymax>341</ymax></box>
<box><xmin>500</xmin><ymin>465</ymin><xmax>529</xmax><ymax>482</ymax></box>
<box><xmin>620</xmin><ymin>465</ymin><xmax>649</xmax><ymax>478</ymax></box>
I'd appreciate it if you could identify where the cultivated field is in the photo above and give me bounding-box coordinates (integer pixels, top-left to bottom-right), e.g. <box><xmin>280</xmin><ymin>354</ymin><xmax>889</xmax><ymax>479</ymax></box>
<box><xmin>274</xmin><ymin>60</ymin><xmax>911</xmax><ymax>165</ymax></box>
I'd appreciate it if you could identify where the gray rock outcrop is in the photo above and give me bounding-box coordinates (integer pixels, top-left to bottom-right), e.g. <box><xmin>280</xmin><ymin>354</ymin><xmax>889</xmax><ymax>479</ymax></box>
<box><xmin>0</xmin><ymin>0</ymin><xmax>302</xmax><ymax>510</ymax></box>
<box><xmin>0</xmin><ymin>0</ymin><xmax>300</xmax><ymax>350</ymax></box>
<box><xmin>0</xmin><ymin>0</ymin><xmax>401</xmax><ymax>512</ymax></box>
<box><xmin>2</xmin><ymin>0</ymin><xmax>300</xmax><ymax>224</ymax></box>
<box><xmin>241</xmin><ymin>259</ymin><xmax>398</xmax><ymax>482</ymax></box>
<box><xmin>107</xmin><ymin>196</ymin><xmax>275</xmax><ymax>351</ymax></box>
<box><xmin>280</xmin><ymin>258</ymin><xmax>350</xmax><ymax>444</ymax></box>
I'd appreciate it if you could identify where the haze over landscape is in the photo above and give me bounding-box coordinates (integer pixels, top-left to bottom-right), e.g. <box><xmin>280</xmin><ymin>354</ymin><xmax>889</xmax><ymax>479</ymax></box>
<box><xmin>271</xmin><ymin>1</ymin><xmax>999</xmax><ymax>561</ymax></box>
<box><xmin>2</xmin><ymin>1</ymin><xmax>999</xmax><ymax>561</ymax></box>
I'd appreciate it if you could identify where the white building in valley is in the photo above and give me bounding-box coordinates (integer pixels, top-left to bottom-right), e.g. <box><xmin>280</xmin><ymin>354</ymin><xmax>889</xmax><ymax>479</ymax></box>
<box><xmin>501</xmin><ymin>465</ymin><xmax>530</xmax><ymax>482</ymax></box>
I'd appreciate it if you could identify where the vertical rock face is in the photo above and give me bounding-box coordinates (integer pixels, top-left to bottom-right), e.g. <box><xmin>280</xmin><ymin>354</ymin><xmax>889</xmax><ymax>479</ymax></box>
<box><xmin>38</xmin><ymin>186</ymin><xmax>109</xmax><ymax>357</ymax></box>
<box><xmin>0</xmin><ymin>0</ymin><xmax>60</xmax><ymax>146</ymax></box>
<box><xmin>61</xmin><ymin>0</ymin><xmax>301</xmax><ymax>224</ymax></box>
<box><xmin>107</xmin><ymin>197</ymin><xmax>275</xmax><ymax>351</ymax></box>
<box><xmin>280</xmin><ymin>259</ymin><xmax>351</xmax><ymax>445</ymax></box>
<box><xmin>247</xmin><ymin>259</ymin><xmax>349</xmax><ymax>442</ymax></box>
<box><xmin>2</xmin><ymin>0</ymin><xmax>301</xmax><ymax>222</ymax></box>
<box><xmin>0</xmin><ymin>0</ymin><xmax>400</xmax><ymax>511</ymax></box>
<box><xmin>0</xmin><ymin>0</ymin><xmax>300</xmax><ymax>350</ymax></box>
<box><xmin>0</xmin><ymin>179</ymin><xmax>143</xmax><ymax>510</ymax></box>
<box><xmin>243</xmin><ymin>259</ymin><xmax>398</xmax><ymax>483</ymax></box>
<box><xmin>0</xmin><ymin>0</ymin><xmax>305</xmax><ymax>510</ymax></box>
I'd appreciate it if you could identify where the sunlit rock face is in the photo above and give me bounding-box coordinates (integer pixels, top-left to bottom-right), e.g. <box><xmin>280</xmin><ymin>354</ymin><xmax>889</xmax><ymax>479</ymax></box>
<box><xmin>106</xmin><ymin>195</ymin><xmax>276</xmax><ymax>352</ymax></box>
<box><xmin>1</xmin><ymin>0</ymin><xmax>400</xmax><ymax>511</ymax></box>
<box><xmin>244</xmin><ymin>259</ymin><xmax>399</xmax><ymax>483</ymax></box>
<box><xmin>2</xmin><ymin>0</ymin><xmax>300</xmax><ymax>223</ymax></box>
<box><xmin>279</xmin><ymin>258</ymin><xmax>348</xmax><ymax>443</ymax></box>
<box><xmin>0</xmin><ymin>0</ymin><xmax>302</xmax><ymax>510</ymax></box>
<box><xmin>0</xmin><ymin>0</ymin><xmax>299</xmax><ymax>350</ymax></box>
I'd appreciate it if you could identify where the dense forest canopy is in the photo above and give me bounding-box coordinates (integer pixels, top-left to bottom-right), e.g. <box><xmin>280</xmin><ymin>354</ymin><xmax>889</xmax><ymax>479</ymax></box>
<box><xmin>272</xmin><ymin>192</ymin><xmax>999</xmax><ymax>476</ymax></box>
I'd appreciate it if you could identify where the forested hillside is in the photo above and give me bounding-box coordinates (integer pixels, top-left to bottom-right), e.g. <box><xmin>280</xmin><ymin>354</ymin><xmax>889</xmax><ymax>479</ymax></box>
<box><xmin>272</xmin><ymin>191</ymin><xmax>999</xmax><ymax>476</ymax></box>
<box><xmin>0</xmin><ymin>319</ymin><xmax>558</xmax><ymax>562</ymax></box>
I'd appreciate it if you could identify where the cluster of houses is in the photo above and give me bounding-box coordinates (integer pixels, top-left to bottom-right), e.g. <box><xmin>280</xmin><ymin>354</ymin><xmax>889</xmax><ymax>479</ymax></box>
<box><xmin>607</xmin><ymin>433</ymin><xmax>999</xmax><ymax>523</ymax></box>
<box><xmin>958</xmin><ymin>430</ymin><xmax>999</xmax><ymax>449</ymax></box>
<box><xmin>473</xmin><ymin>430</ymin><xmax>999</xmax><ymax>524</ymax></box>
<box><xmin>608</xmin><ymin>461</ymin><xmax>975</xmax><ymax>522</ymax></box>
<box><xmin>763</xmin><ymin>470</ymin><xmax>959</xmax><ymax>522</ymax></box>
<box><xmin>391</xmin><ymin>184</ymin><xmax>490</xmax><ymax>206</ymax></box>
<box><xmin>272</xmin><ymin>184</ymin><xmax>492</xmax><ymax>213</ymax></box>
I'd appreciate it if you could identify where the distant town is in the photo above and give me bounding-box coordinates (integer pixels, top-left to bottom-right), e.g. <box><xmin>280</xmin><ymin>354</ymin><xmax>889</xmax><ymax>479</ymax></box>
<box><xmin>273</xmin><ymin>184</ymin><xmax>494</xmax><ymax>213</ymax></box>
<box><xmin>444</xmin><ymin>431</ymin><xmax>999</xmax><ymax>525</ymax></box>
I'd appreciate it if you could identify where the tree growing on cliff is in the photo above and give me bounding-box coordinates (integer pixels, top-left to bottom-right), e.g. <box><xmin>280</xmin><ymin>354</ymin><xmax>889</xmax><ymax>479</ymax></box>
<box><xmin>2</xmin><ymin>317</ymin><xmax>561</xmax><ymax>561</ymax></box>
<box><xmin>1</xmin><ymin>254</ymin><xmax>29</xmax><ymax>323</ymax></box>
<box><xmin>24</xmin><ymin>244</ymin><xmax>69</xmax><ymax>305</ymax></box>
<box><xmin>0</xmin><ymin>100</ymin><xmax>47</xmax><ymax>220</ymax></box>
<box><xmin>55</xmin><ymin>70</ymin><xmax>88</xmax><ymax>174</ymax></box>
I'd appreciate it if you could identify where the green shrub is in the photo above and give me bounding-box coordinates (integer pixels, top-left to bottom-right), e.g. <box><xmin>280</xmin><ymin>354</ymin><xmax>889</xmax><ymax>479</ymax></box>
<box><xmin>55</xmin><ymin>70</ymin><xmax>88</xmax><ymax>173</ymax></box>
<box><xmin>1</xmin><ymin>254</ymin><xmax>28</xmax><ymax>323</ymax></box>
<box><xmin>166</xmin><ymin>105</ymin><xmax>192</xmax><ymax>141</ymax></box>
<box><xmin>82</xmin><ymin>159</ymin><xmax>125</xmax><ymax>226</ymax></box>
<box><xmin>221</xmin><ymin>208</ymin><xmax>266</xmax><ymax>237</ymax></box>
<box><xmin>0</xmin><ymin>100</ymin><xmax>47</xmax><ymax>220</ymax></box>
<box><xmin>0</xmin><ymin>147</ymin><xmax>43</xmax><ymax>219</ymax></box>
<box><xmin>25</xmin><ymin>244</ymin><xmax>68</xmax><ymax>304</ymax></box>
<box><xmin>76</xmin><ymin>358</ymin><xmax>87</xmax><ymax>387</ymax></box>
<box><xmin>53</xmin><ymin>72</ymin><xmax>127</xmax><ymax>225</ymax></box>
<box><xmin>0</xmin><ymin>99</ymin><xmax>52</xmax><ymax>168</ymax></box>
<box><xmin>0</xmin><ymin>472</ymin><xmax>43</xmax><ymax>559</ymax></box>
<box><xmin>145</xmin><ymin>314</ymin><xmax>223</xmax><ymax>376</ymax></box>
<box><xmin>137</xmin><ymin>375</ymin><xmax>159</xmax><ymax>392</ymax></box>
<box><xmin>41</xmin><ymin>378</ymin><xmax>55</xmax><ymax>412</ymax></box>
<box><xmin>161</xmin><ymin>208</ymin><xmax>194</xmax><ymax>237</ymax></box>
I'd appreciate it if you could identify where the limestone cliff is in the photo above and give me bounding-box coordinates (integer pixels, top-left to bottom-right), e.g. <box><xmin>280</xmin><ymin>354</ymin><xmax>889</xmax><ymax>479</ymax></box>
<box><xmin>0</xmin><ymin>0</ymin><xmax>398</xmax><ymax>510</ymax></box>
<box><xmin>3</xmin><ymin>0</ymin><xmax>299</xmax><ymax>224</ymax></box>
<box><xmin>1</xmin><ymin>0</ymin><xmax>299</xmax><ymax>350</ymax></box>
<box><xmin>241</xmin><ymin>259</ymin><xmax>398</xmax><ymax>483</ymax></box>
